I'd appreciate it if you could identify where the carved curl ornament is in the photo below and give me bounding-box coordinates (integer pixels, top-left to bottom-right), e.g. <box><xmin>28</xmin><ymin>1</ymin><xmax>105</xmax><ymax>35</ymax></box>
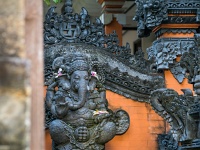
<box><xmin>158</xmin><ymin>133</ymin><xmax>179</xmax><ymax>150</ymax></box>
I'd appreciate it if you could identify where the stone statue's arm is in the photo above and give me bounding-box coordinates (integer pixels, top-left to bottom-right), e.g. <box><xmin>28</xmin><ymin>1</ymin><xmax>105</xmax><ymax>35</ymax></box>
<box><xmin>46</xmin><ymin>82</ymin><xmax>57</xmax><ymax>109</ymax></box>
<box><xmin>51</xmin><ymin>95</ymin><xmax>69</xmax><ymax>119</ymax></box>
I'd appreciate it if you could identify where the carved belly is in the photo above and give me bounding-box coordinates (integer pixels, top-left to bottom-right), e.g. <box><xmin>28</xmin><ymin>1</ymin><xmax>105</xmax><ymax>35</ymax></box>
<box><xmin>63</xmin><ymin>108</ymin><xmax>95</xmax><ymax>128</ymax></box>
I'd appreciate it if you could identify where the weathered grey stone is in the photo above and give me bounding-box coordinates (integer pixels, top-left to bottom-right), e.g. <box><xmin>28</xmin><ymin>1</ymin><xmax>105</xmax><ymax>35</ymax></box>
<box><xmin>0</xmin><ymin>0</ymin><xmax>32</xmax><ymax>149</ymax></box>
<box><xmin>0</xmin><ymin>0</ymin><xmax>25</xmax><ymax>58</ymax></box>
<box><xmin>0</xmin><ymin>58</ymin><xmax>31</xmax><ymax>149</ymax></box>
<box><xmin>0</xmin><ymin>94</ymin><xmax>28</xmax><ymax>149</ymax></box>
<box><xmin>0</xmin><ymin>58</ymin><xmax>29</xmax><ymax>90</ymax></box>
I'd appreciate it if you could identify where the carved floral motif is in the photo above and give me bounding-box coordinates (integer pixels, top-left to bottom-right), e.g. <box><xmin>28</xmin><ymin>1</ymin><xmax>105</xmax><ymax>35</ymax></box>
<box><xmin>147</xmin><ymin>38</ymin><xmax>195</xmax><ymax>70</ymax></box>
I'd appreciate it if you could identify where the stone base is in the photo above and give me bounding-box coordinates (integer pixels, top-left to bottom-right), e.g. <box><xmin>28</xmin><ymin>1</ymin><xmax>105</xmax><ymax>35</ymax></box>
<box><xmin>180</xmin><ymin>139</ymin><xmax>200</xmax><ymax>150</ymax></box>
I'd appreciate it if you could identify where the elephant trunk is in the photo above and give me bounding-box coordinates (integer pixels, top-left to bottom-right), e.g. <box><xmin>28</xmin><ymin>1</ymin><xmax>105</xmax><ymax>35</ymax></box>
<box><xmin>69</xmin><ymin>82</ymin><xmax>88</xmax><ymax>110</ymax></box>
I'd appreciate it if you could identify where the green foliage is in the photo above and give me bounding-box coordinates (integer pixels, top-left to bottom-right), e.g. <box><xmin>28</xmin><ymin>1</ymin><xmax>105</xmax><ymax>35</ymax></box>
<box><xmin>44</xmin><ymin>0</ymin><xmax>62</xmax><ymax>5</ymax></box>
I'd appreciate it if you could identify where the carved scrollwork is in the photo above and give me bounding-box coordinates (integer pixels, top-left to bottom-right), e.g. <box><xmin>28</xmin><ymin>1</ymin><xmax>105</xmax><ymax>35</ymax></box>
<box><xmin>167</xmin><ymin>0</ymin><xmax>200</xmax><ymax>9</ymax></box>
<box><xmin>133</xmin><ymin>0</ymin><xmax>200</xmax><ymax>38</ymax></box>
<box><xmin>170</xmin><ymin>63</ymin><xmax>186</xmax><ymax>84</ymax></box>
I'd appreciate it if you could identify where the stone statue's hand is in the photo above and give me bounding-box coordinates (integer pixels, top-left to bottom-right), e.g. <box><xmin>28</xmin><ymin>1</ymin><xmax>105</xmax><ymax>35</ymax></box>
<box><xmin>55</xmin><ymin>95</ymin><xmax>69</xmax><ymax>110</ymax></box>
<box><xmin>55</xmin><ymin>96</ymin><xmax>69</xmax><ymax>117</ymax></box>
<box><xmin>94</xmin><ymin>113</ymin><xmax>110</xmax><ymax>123</ymax></box>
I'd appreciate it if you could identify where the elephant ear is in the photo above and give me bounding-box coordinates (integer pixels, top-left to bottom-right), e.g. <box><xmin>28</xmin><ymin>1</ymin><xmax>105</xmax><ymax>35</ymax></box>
<box><xmin>114</xmin><ymin>110</ymin><xmax>130</xmax><ymax>135</ymax></box>
<box><xmin>91</xmin><ymin>61</ymin><xmax>105</xmax><ymax>83</ymax></box>
<box><xmin>52</xmin><ymin>56</ymin><xmax>65</xmax><ymax>70</ymax></box>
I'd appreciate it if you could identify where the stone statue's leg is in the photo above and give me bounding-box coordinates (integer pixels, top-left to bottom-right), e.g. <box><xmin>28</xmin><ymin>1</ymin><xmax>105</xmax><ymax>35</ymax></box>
<box><xmin>49</xmin><ymin>119</ymin><xmax>70</xmax><ymax>145</ymax></box>
<box><xmin>96</xmin><ymin>121</ymin><xmax>116</xmax><ymax>144</ymax></box>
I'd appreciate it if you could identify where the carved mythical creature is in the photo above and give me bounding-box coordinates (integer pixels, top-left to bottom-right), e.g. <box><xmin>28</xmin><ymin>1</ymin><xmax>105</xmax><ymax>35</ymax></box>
<box><xmin>150</xmin><ymin>88</ymin><xmax>197</xmax><ymax>141</ymax></box>
<box><xmin>133</xmin><ymin>0</ymin><xmax>168</xmax><ymax>37</ymax></box>
<box><xmin>45</xmin><ymin>53</ymin><xmax>129</xmax><ymax>150</ymax></box>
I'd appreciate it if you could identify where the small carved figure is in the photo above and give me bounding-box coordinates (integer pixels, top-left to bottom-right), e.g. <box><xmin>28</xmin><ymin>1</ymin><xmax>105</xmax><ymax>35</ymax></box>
<box><xmin>45</xmin><ymin>53</ymin><xmax>129</xmax><ymax>150</ymax></box>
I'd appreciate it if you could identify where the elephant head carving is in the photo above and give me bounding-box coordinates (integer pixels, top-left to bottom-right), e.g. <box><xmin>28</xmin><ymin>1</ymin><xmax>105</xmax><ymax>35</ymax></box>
<box><xmin>45</xmin><ymin>53</ymin><xmax>130</xmax><ymax>150</ymax></box>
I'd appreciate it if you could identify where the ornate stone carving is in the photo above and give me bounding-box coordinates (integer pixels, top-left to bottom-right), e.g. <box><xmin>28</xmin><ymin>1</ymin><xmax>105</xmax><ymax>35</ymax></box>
<box><xmin>44</xmin><ymin>43</ymin><xmax>164</xmax><ymax>103</ymax></box>
<box><xmin>179</xmin><ymin>34</ymin><xmax>200</xmax><ymax>83</ymax></box>
<box><xmin>170</xmin><ymin>63</ymin><xmax>187</xmax><ymax>84</ymax></box>
<box><xmin>133</xmin><ymin>0</ymin><xmax>200</xmax><ymax>38</ymax></box>
<box><xmin>158</xmin><ymin>133</ymin><xmax>179</xmax><ymax>150</ymax></box>
<box><xmin>167</xmin><ymin>0</ymin><xmax>200</xmax><ymax>10</ymax></box>
<box><xmin>44</xmin><ymin>0</ymin><xmax>165</xmax><ymax>103</ymax></box>
<box><xmin>155</xmin><ymin>28</ymin><xmax>197</xmax><ymax>38</ymax></box>
<box><xmin>150</xmin><ymin>88</ymin><xmax>198</xmax><ymax>141</ymax></box>
<box><xmin>133</xmin><ymin>0</ymin><xmax>168</xmax><ymax>37</ymax></box>
<box><xmin>45</xmin><ymin>52</ymin><xmax>130</xmax><ymax>149</ymax></box>
<box><xmin>147</xmin><ymin>38</ymin><xmax>195</xmax><ymax>70</ymax></box>
<box><xmin>150</xmin><ymin>33</ymin><xmax>200</xmax><ymax>148</ymax></box>
<box><xmin>44</xmin><ymin>0</ymin><xmax>131</xmax><ymax>58</ymax></box>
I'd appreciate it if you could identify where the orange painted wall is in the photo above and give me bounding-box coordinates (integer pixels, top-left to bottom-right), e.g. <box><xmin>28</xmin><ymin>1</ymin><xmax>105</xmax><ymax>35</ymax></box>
<box><xmin>164</xmin><ymin>70</ymin><xmax>193</xmax><ymax>94</ymax></box>
<box><xmin>105</xmin><ymin>90</ymin><xmax>166</xmax><ymax>150</ymax></box>
<box><xmin>105</xmin><ymin>18</ymin><xmax>123</xmax><ymax>46</ymax></box>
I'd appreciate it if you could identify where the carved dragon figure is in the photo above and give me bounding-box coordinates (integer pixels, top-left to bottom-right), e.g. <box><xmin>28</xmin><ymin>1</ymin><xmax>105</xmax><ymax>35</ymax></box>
<box><xmin>150</xmin><ymin>88</ymin><xmax>197</xmax><ymax>141</ymax></box>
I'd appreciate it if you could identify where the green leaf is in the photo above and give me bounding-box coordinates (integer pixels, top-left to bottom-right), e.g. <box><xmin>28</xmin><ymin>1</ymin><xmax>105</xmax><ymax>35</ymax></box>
<box><xmin>44</xmin><ymin>0</ymin><xmax>51</xmax><ymax>5</ymax></box>
<box><xmin>53</xmin><ymin>0</ymin><xmax>62</xmax><ymax>4</ymax></box>
<box><xmin>53</xmin><ymin>0</ymin><xmax>58</xmax><ymax>3</ymax></box>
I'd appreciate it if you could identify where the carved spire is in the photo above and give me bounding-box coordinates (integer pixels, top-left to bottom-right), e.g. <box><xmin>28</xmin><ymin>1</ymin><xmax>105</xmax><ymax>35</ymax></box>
<box><xmin>61</xmin><ymin>0</ymin><xmax>73</xmax><ymax>14</ymax></box>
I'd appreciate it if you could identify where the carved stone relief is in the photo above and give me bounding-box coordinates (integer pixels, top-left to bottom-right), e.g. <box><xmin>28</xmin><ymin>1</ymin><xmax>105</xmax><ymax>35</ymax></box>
<box><xmin>44</xmin><ymin>43</ymin><xmax>164</xmax><ymax>103</ymax></box>
<box><xmin>147</xmin><ymin>38</ymin><xmax>196</xmax><ymax>71</ymax></box>
<box><xmin>158</xmin><ymin>133</ymin><xmax>179</xmax><ymax>150</ymax></box>
<box><xmin>45</xmin><ymin>52</ymin><xmax>130</xmax><ymax>150</ymax></box>
<box><xmin>179</xmin><ymin>34</ymin><xmax>200</xmax><ymax>83</ymax></box>
<box><xmin>150</xmin><ymin>34</ymin><xmax>200</xmax><ymax>149</ymax></box>
<box><xmin>134</xmin><ymin>0</ymin><xmax>200</xmax><ymax>38</ymax></box>
<box><xmin>44</xmin><ymin>0</ymin><xmax>166</xmax><ymax>149</ymax></box>
<box><xmin>44</xmin><ymin>0</ymin><xmax>165</xmax><ymax>103</ymax></box>
<box><xmin>150</xmin><ymin>88</ymin><xmax>197</xmax><ymax>141</ymax></box>
<box><xmin>133</xmin><ymin>0</ymin><xmax>168</xmax><ymax>38</ymax></box>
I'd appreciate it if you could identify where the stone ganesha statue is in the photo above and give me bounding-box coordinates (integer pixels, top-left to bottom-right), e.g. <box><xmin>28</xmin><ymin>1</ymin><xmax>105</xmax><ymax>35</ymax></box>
<box><xmin>45</xmin><ymin>53</ymin><xmax>130</xmax><ymax>150</ymax></box>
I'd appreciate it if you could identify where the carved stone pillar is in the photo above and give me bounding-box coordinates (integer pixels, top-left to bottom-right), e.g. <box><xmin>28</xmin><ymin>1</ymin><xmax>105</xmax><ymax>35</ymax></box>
<box><xmin>134</xmin><ymin>0</ymin><xmax>200</xmax><ymax>85</ymax></box>
<box><xmin>98</xmin><ymin>0</ymin><xmax>126</xmax><ymax>46</ymax></box>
